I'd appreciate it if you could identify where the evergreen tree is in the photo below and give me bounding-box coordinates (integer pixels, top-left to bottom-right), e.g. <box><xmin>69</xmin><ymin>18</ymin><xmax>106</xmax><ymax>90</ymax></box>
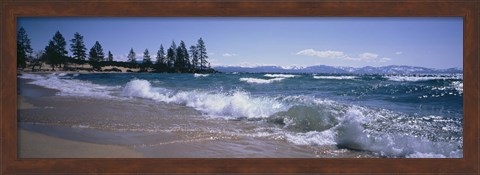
<box><xmin>166</xmin><ymin>47</ymin><xmax>175</xmax><ymax>68</ymax></box>
<box><xmin>167</xmin><ymin>41</ymin><xmax>177</xmax><ymax>68</ymax></box>
<box><xmin>179</xmin><ymin>40</ymin><xmax>189</xmax><ymax>69</ymax></box>
<box><xmin>196</xmin><ymin>38</ymin><xmax>208</xmax><ymax>70</ymax></box>
<box><xmin>69</xmin><ymin>32</ymin><xmax>87</xmax><ymax>61</ymax></box>
<box><xmin>156</xmin><ymin>45</ymin><xmax>166</xmax><ymax>65</ymax></box>
<box><xmin>175</xmin><ymin>43</ymin><xmax>185</xmax><ymax>70</ymax></box>
<box><xmin>43</xmin><ymin>31</ymin><xmax>68</xmax><ymax>70</ymax></box>
<box><xmin>107</xmin><ymin>51</ymin><xmax>114</xmax><ymax>62</ymax></box>
<box><xmin>189</xmin><ymin>45</ymin><xmax>199</xmax><ymax>70</ymax></box>
<box><xmin>17</xmin><ymin>27</ymin><xmax>33</xmax><ymax>69</ymax></box>
<box><xmin>127</xmin><ymin>48</ymin><xmax>136</xmax><ymax>63</ymax></box>
<box><xmin>88</xmin><ymin>41</ymin><xmax>104</xmax><ymax>62</ymax></box>
<box><xmin>52</xmin><ymin>31</ymin><xmax>68</xmax><ymax>68</ymax></box>
<box><xmin>44</xmin><ymin>40</ymin><xmax>57</xmax><ymax>70</ymax></box>
<box><xmin>143</xmin><ymin>48</ymin><xmax>152</xmax><ymax>70</ymax></box>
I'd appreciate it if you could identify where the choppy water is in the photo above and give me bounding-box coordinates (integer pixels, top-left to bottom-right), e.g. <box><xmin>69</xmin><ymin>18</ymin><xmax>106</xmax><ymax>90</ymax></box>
<box><xmin>19</xmin><ymin>72</ymin><xmax>463</xmax><ymax>158</ymax></box>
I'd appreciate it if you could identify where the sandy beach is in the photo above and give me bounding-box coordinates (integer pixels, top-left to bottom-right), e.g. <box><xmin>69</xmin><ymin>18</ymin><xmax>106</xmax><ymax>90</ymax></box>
<box><xmin>18</xmin><ymin>129</ymin><xmax>143</xmax><ymax>158</ymax></box>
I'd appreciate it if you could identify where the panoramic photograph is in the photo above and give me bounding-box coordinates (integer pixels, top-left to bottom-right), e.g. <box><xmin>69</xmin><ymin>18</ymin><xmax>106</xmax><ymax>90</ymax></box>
<box><xmin>17</xmin><ymin>17</ymin><xmax>463</xmax><ymax>158</ymax></box>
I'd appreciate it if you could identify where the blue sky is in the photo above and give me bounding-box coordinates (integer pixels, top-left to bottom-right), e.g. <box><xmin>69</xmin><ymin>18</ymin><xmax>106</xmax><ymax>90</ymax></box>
<box><xmin>18</xmin><ymin>17</ymin><xmax>462</xmax><ymax>69</ymax></box>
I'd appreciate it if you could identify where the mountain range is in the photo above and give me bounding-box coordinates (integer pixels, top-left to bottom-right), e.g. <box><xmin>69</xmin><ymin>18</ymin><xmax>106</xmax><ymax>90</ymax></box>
<box><xmin>213</xmin><ymin>65</ymin><xmax>463</xmax><ymax>74</ymax></box>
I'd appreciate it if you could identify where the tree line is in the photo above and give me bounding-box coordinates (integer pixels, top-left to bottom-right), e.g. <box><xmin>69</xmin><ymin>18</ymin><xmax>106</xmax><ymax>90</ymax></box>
<box><xmin>17</xmin><ymin>27</ymin><xmax>214</xmax><ymax>73</ymax></box>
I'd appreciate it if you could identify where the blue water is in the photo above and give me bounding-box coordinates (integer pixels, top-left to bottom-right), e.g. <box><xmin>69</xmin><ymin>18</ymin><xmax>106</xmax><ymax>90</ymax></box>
<box><xmin>19</xmin><ymin>72</ymin><xmax>464</xmax><ymax>158</ymax></box>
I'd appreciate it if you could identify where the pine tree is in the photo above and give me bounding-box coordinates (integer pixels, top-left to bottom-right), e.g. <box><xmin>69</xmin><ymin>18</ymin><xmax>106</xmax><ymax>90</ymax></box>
<box><xmin>107</xmin><ymin>51</ymin><xmax>114</xmax><ymax>62</ymax></box>
<box><xmin>168</xmin><ymin>41</ymin><xmax>177</xmax><ymax>68</ymax></box>
<box><xmin>167</xmin><ymin>47</ymin><xmax>175</xmax><ymax>68</ymax></box>
<box><xmin>70</xmin><ymin>32</ymin><xmax>87</xmax><ymax>61</ymax></box>
<box><xmin>156</xmin><ymin>45</ymin><xmax>166</xmax><ymax>65</ymax></box>
<box><xmin>189</xmin><ymin>45</ymin><xmax>199</xmax><ymax>70</ymax></box>
<box><xmin>175</xmin><ymin>44</ymin><xmax>185</xmax><ymax>70</ymax></box>
<box><xmin>179</xmin><ymin>40</ymin><xmax>189</xmax><ymax>69</ymax></box>
<box><xmin>88</xmin><ymin>41</ymin><xmax>104</xmax><ymax>62</ymax></box>
<box><xmin>127</xmin><ymin>48</ymin><xmax>136</xmax><ymax>63</ymax></box>
<box><xmin>143</xmin><ymin>48</ymin><xmax>152</xmax><ymax>70</ymax></box>
<box><xmin>44</xmin><ymin>40</ymin><xmax>57</xmax><ymax>70</ymax></box>
<box><xmin>17</xmin><ymin>27</ymin><xmax>33</xmax><ymax>69</ymax></box>
<box><xmin>197</xmin><ymin>38</ymin><xmax>208</xmax><ymax>70</ymax></box>
<box><xmin>43</xmin><ymin>31</ymin><xmax>68</xmax><ymax>70</ymax></box>
<box><xmin>52</xmin><ymin>31</ymin><xmax>68</xmax><ymax>68</ymax></box>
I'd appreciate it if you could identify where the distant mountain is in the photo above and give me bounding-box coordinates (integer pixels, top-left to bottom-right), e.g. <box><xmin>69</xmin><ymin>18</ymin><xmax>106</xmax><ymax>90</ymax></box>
<box><xmin>213</xmin><ymin>65</ymin><xmax>463</xmax><ymax>74</ymax></box>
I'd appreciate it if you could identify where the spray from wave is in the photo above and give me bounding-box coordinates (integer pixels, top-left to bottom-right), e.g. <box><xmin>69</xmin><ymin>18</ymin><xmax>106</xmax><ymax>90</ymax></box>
<box><xmin>264</xmin><ymin>74</ymin><xmax>298</xmax><ymax>78</ymax></box>
<box><xmin>122</xmin><ymin>79</ymin><xmax>287</xmax><ymax>119</ymax></box>
<box><xmin>19</xmin><ymin>73</ymin><xmax>119</xmax><ymax>98</ymax></box>
<box><xmin>313</xmin><ymin>75</ymin><xmax>357</xmax><ymax>80</ymax></box>
<box><xmin>239</xmin><ymin>77</ymin><xmax>285</xmax><ymax>84</ymax></box>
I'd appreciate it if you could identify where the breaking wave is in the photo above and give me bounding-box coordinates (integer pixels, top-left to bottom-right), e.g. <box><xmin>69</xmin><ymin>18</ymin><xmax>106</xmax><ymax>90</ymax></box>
<box><xmin>239</xmin><ymin>77</ymin><xmax>285</xmax><ymax>84</ymax></box>
<box><xmin>313</xmin><ymin>75</ymin><xmax>357</xmax><ymax>80</ymax></box>
<box><xmin>19</xmin><ymin>74</ymin><xmax>463</xmax><ymax>158</ymax></box>
<box><xmin>194</xmin><ymin>73</ymin><xmax>210</xmax><ymax>77</ymax></box>
<box><xmin>122</xmin><ymin>79</ymin><xmax>288</xmax><ymax>119</ymax></box>
<box><xmin>264</xmin><ymin>74</ymin><xmax>298</xmax><ymax>78</ymax></box>
<box><xmin>386</xmin><ymin>75</ymin><xmax>462</xmax><ymax>82</ymax></box>
<box><xmin>19</xmin><ymin>73</ymin><xmax>119</xmax><ymax>98</ymax></box>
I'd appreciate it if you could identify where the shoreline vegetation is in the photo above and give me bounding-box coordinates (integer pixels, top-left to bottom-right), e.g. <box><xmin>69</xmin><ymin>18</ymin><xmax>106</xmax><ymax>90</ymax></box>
<box><xmin>17</xmin><ymin>27</ymin><xmax>217</xmax><ymax>74</ymax></box>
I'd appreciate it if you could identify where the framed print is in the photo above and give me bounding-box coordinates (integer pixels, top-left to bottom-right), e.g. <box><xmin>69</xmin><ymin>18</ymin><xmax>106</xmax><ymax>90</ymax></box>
<box><xmin>1</xmin><ymin>0</ymin><xmax>479</xmax><ymax>174</ymax></box>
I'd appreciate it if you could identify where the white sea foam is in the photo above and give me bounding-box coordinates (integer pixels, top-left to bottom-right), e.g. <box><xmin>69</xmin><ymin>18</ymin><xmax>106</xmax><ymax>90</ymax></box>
<box><xmin>122</xmin><ymin>79</ymin><xmax>288</xmax><ymax>119</ymax></box>
<box><xmin>332</xmin><ymin>106</ymin><xmax>462</xmax><ymax>158</ymax></box>
<box><xmin>19</xmin><ymin>73</ymin><xmax>118</xmax><ymax>98</ymax></box>
<box><xmin>194</xmin><ymin>73</ymin><xmax>210</xmax><ymax>77</ymax></box>
<box><xmin>313</xmin><ymin>76</ymin><xmax>356</xmax><ymax>80</ymax></box>
<box><xmin>239</xmin><ymin>77</ymin><xmax>285</xmax><ymax>84</ymax></box>
<box><xmin>405</xmin><ymin>152</ymin><xmax>446</xmax><ymax>158</ymax></box>
<box><xmin>451</xmin><ymin>81</ymin><xmax>463</xmax><ymax>93</ymax></box>
<box><xmin>285</xmin><ymin>130</ymin><xmax>336</xmax><ymax>146</ymax></box>
<box><xmin>386</xmin><ymin>75</ymin><xmax>462</xmax><ymax>82</ymax></box>
<box><xmin>264</xmin><ymin>74</ymin><xmax>298</xmax><ymax>78</ymax></box>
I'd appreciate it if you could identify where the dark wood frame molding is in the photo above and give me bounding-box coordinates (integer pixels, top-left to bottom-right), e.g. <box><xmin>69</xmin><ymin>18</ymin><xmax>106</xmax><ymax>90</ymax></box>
<box><xmin>1</xmin><ymin>0</ymin><xmax>478</xmax><ymax>174</ymax></box>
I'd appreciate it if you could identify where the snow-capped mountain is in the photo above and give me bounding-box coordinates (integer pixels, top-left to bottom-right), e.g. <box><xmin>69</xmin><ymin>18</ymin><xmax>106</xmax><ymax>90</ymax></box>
<box><xmin>213</xmin><ymin>65</ymin><xmax>463</xmax><ymax>74</ymax></box>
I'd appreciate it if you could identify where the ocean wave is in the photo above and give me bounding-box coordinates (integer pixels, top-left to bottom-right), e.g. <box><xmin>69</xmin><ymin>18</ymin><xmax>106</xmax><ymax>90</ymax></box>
<box><xmin>194</xmin><ymin>73</ymin><xmax>209</xmax><ymax>77</ymax></box>
<box><xmin>122</xmin><ymin>79</ymin><xmax>288</xmax><ymax>119</ymax></box>
<box><xmin>386</xmin><ymin>75</ymin><xmax>462</xmax><ymax>82</ymax></box>
<box><xmin>264</xmin><ymin>74</ymin><xmax>298</xmax><ymax>78</ymax></box>
<box><xmin>239</xmin><ymin>77</ymin><xmax>285</xmax><ymax>84</ymax></box>
<box><xmin>19</xmin><ymin>73</ymin><xmax>119</xmax><ymax>98</ymax></box>
<box><xmin>20</xmin><ymin>74</ymin><xmax>463</xmax><ymax>158</ymax></box>
<box><xmin>326</xmin><ymin>107</ymin><xmax>461</xmax><ymax>158</ymax></box>
<box><xmin>266</xmin><ymin>102</ymin><xmax>462</xmax><ymax>158</ymax></box>
<box><xmin>451</xmin><ymin>81</ymin><xmax>463</xmax><ymax>93</ymax></box>
<box><xmin>313</xmin><ymin>75</ymin><xmax>357</xmax><ymax>80</ymax></box>
<box><xmin>285</xmin><ymin>130</ymin><xmax>336</xmax><ymax>146</ymax></box>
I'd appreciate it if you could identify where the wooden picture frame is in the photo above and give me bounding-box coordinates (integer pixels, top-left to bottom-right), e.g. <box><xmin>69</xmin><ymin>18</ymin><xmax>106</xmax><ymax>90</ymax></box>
<box><xmin>1</xmin><ymin>0</ymin><xmax>478</xmax><ymax>174</ymax></box>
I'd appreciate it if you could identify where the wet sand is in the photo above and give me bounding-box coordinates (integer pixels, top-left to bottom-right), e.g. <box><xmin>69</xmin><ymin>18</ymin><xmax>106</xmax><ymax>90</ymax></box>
<box><xmin>18</xmin><ymin>129</ymin><xmax>143</xmax><ymax>158</ymax></box>
<box><xmin>18</xmin><ymin>78</ymin><xmax>375</xmax><ymax>158</ymax></box>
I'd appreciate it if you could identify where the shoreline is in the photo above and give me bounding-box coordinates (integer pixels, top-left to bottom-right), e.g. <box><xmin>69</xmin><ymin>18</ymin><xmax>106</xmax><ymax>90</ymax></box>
<box><xmin>17</xmin><ymin>77</ymin><xmax>376</xmax><ymax>158</ymax></box>
<box><xmin>18</xmin><ymin>129</ymin><xmax>144</xmax><ymax>158</ymax></box>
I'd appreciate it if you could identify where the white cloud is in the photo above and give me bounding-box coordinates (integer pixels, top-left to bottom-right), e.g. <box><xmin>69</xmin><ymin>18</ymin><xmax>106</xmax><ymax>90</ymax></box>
<box><xmin>296</xmin><ymin>49</ymin><xmax>346</xmax><ymax>58</ymax></box>
<box><xmin>222</xmin><ymin>53</ymin><xmax>237</xmax><ymax>57</ymax></box>
<box><xmin>297</xmin><ymin>49</ymin><xmax>391</xmax><ymax>63</ymax></box>
<box><xmin>358</xmin><ymin>52</ymin><xmax>379</xmax><ymax>60</ymax></box>
<box><xmin>395</xmin><ymin>51</ymin><xmax>403</xmax><ymax>55</ymax></box>
<box><xmin>379</xmin><ymin>57</ymin><xmax>391</xmax><ymax>62</ymax></box>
